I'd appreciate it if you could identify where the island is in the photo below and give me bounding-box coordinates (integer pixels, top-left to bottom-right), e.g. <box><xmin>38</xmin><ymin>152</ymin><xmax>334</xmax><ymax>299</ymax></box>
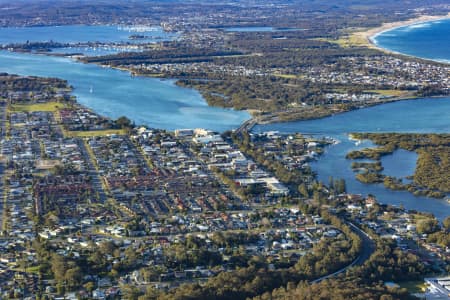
<box><xmin>347</xmin><ymin>133</ymin><xmax>450</xmax><ymax>198</ymax></box>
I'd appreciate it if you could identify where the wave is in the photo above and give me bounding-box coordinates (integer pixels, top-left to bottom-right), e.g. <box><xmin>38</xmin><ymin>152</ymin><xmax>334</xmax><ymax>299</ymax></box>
<box><xmin>407</xmin><ymin>23</ymin><xmax>431</xmax><ymax>29</ymax></box>
<box><xmin>434</xmin><ymin>59</ymin><xmax>450</xmax><ymax>64</ymax></box>
<box><xmin>377</xmin><ymin>33</ymin><xmax>397</xmax><ymax>37</ymax></box>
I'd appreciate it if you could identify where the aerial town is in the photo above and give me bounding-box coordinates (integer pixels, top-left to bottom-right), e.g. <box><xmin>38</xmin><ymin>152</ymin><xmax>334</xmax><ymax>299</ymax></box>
<box><xmin>0</xmin><ymin>73</ymin><xmax>448</xmax><ymax>299</ymax></box>
<box><xmin>0</xmin><ymin>0</ymin><xmax>449</xmax><ymax>300</ymax></box>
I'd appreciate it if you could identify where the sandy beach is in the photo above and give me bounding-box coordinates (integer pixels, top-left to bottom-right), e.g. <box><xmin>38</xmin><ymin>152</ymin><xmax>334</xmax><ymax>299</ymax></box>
<box><xmin>354</xmin><ymin>13</ymin><xmax>450</xmax><ymax>52</ymax></box>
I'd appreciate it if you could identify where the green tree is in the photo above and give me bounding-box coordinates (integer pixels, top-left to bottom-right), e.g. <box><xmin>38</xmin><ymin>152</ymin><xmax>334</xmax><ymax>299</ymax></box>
<box><xmin>122</xmin><ymin>285</ymin><xmax>144</xmax><ymax>300</ymax></box>
<box><xmin>298</xmin><ymin>183</ymin><xmax>309</xmax><ymax>198</ymax></box>
<box><xmin>51</xmin><ymin>254</ymin><xmax>67</xmax><ymax>283</ymax></box>
<box><xmin>116</xmin><ymin>116</ymin><xmax>133</xmax><ymax>128</ymax></box>
<box><xmin>443</xmin><ymin>216</ymin><xmax>450</xmax><ymax>232</ymax></box>
<box><xmin>417</xmin><ymin>219</ymin><xmax>440</xmax><ymax>235</ymax></box>
<box><xmin>65</xmin><ymin>266</ymin><xmax>82</xmax><ymax>289</ymax></box>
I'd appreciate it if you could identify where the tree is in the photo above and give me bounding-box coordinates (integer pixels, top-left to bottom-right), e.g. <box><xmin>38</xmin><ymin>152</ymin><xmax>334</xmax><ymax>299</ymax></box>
<box><xmin>65</xmin><ymin>266</ymin><xmax>83</xmax><ymax>289</ymax></box>
<box><xmin>116</xmin><ymin>116</ymin><xmax>132</xmax><ymax>129</ymax></box>
<box><xmin>416</xmin><ymin>219</ymin><xmax>440</xmax><ymax>235</ymax></box>
<box><xmin>298</xmin><ymin>183</ymin><xmax>309</xmax><ymax>198</ymax></box>
<box><xmin>443</xmin><ymin>216</ymin><xmax>450</xmax><ymax>232</ymax></box>
<box><xmin>51</xmin><ymin>254</ymin><xmax>67</xmax><ymax>283</ymax></box>
<box><xmin>336</xmin><ymin>178</ymin><xmax>346</xmax><ymax>194</ymax></box>
<box><xmin>83</xmin><ymin>281</ymin><xmax>96</xmax><ymax>293</ymax></box>
<box><xmin>122</xmin><ymin>285</ymin><xmax>144</xmax><ymax>300</ymax></box>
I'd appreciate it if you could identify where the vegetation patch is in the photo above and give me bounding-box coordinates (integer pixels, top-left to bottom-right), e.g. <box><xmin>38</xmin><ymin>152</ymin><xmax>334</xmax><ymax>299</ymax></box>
<box><xmin>398</xmin><ymin>281</ymin><xmax>428</xmax><ymax>293</ymax></box>
<box><xmin>9</xmin><ymin>101</ymin><xmax>66</xmax><ymax>112</ymax></box>
<box><xmin>365</xmin><ymin>89</ymin><xmax>409</xmax><ymax>97</ymax></box>
<box><xmin>347</xmin><ymin>133</ymin><xmax>450</xmax><ymax>198</ymax></box>
<box><xmin>64</xmin><ymin>129</ymin><xmax>127</xmax><ymax>137</ymax></box>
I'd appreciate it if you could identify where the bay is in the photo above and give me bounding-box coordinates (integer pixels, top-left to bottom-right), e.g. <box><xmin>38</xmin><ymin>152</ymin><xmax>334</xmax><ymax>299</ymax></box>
<box><xmin>372</xmin><ymin>18</ymin><xmax>450</xmax><ymax>64</ymax></box>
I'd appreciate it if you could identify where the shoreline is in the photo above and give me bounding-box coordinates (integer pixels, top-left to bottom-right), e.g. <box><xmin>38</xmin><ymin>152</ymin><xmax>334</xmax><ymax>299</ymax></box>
<box><xmin>354</xmin><ymin>13</ymin><xmax>450</xmax><ymax>55</ymax></box>
<box><xmin>2</xmin><ymin>16</ymin><xmax>449</xmax><ymax>132</ymax></box>
<box><xmin>254</xmin><ymin>94</ymin><xmax>450</xmax><ymax>127</ymax></box>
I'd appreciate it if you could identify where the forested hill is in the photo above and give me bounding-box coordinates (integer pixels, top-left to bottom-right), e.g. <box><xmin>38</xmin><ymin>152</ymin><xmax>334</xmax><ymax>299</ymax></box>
<box><xmin>0</xmin><ymin>0</ymin><xmax>449</xmax><ymax>28</ymax></box>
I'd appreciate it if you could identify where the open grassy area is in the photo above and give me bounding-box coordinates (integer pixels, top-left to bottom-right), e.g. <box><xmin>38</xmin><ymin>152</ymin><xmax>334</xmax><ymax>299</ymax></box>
<box><xmin>273</xmin><ymin>74</ymin><xmax>298</xmax><ymax>79</ymax></box>
<box><xmin>410</xmin><ymin>213</ymin><xmax>436</xmax><ymax>222</ymax></box>
<box><xmin>9</xmin><ymin>101</ymin><xmax>66</xmax><ymax>112</ymax></box>
<box><xmin>398</xmin><ymin>281</ymin><xmax>427</xmax><ymax>293</ymax></box>
<box><xmin>25</xmin><ymin>265</ymin><xmax>42</xmax><ymax>274</ymax></box>
<box><xmin>365</xmin><ymin>89</ymin><xmax>408</xmax><ymax>97</ymax></box>
<box><xmin>64</xmin><ymin>129</ymin><xmax>127</xmax><ymax>137</ymax></box>
<box><xmin>314</xmin><ymin>31</ymin><xmax>371</xmax><ymax>48</ymax></box>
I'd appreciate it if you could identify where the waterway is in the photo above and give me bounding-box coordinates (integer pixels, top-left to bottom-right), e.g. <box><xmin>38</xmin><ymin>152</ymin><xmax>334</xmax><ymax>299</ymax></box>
<box><xmin>0</xmin><ymin>50</ymin><xmax>249</xmax><ymax>130</ymax></box>
<box><xmin>0</xmin><ymin>25</ymin><xmax>179</xmax><ymax>56</ymax></box>
<box><xmin>255</xmin><ymin>98</ymin><xmax>450</xmax><ymax>220</ymax></box>
<box><xmin>0</xmin><ymin>25</ymin><xmax>178</xmax><ymax>46</ymax></box>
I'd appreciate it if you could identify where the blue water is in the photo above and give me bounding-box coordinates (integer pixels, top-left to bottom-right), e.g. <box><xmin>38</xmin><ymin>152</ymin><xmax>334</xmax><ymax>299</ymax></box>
<box><xmin>255</xmin><ymin>98</ymin><xmax>450</xmax><ymax>220</ymax></box>
<box><xmin>373</xmin><ymin>18</ymin><xmax>450</xmax><ymax>63</ymax></box>
<box><xmin>0</xmin><ymin>25</ymin><xmax>177</xmax><ymax>56</ymax></box>
<box><xmin>51</xmin><ymin>47</ymin><xmax>127</xmax><ymax>56</ymax></box>
<box><xmin>381</xmin><ymin>149</ymin><xmax>418</xmax><ymax>180</ymax></box>
<box><xmin>0</xmin><ymin>51</ymin><xmax>249</xmax><ymax>131</ymax></box>
<box><xmin>0</xmin><ymin>25</ymin><xmax>176</xmax><ymax>45</ymax></box>
<box><xmin>256</xmin><ymin>98</ymin><xmax>450</xmax><ymax>134</ymax></box>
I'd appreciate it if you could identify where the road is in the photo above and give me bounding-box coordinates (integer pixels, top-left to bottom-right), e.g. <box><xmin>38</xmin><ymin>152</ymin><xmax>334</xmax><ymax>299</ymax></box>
<box><xmin>311</xmin><ymin>221</ymin><xmax>375</xmax><ymax>283</ymax></box>
<box><xmin>77</xmin><ymin>139</ymin><xmax>108</xmax><ymax>203</ymax></box>
<box><xmin>235</xmin><ymin>118</ymin><xmax>257</xmax><ymax>134</ymax></box>
<box><xmin>0</xmin><ymin>101</ymin><xmax>6</xmax><ymax>234</ymax></box>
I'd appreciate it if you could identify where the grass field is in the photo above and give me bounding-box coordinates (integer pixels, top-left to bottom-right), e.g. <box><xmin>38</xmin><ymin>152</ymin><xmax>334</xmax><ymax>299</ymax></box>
<box><xmin>274</xmin><ymin>74</ymin><xmax>298</xmax><ymax>79</ymax></box>
<box><xmin>9</xmin><ymin>102</ymin><xmax>66</xmax><ymax>112</ymax></box>
<box><xmin>64</xmin><ymin>129</ymin><xmax>127</xmax><ymax>137</ymax></box>
<box><xmin>365</xmin><ymin>89</ymin><xmax>408</xmax><ymax>97</ymax></box>
<box><xmin>398</xmin><ymin>281</ymin><xmax>427</xmax><ymax>293</ymax></box>
<box><xmin>313</xmin><ymin>32</ymin><xmax>371</xmax><ymax>48</ymax></box>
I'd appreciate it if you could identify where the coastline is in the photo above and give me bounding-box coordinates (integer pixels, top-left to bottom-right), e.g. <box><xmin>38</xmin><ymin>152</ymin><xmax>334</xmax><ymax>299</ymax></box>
<box><xmin>354</xmin><ymin>13</ymin><xmax>450</xmax><ymax>54</ymax></box>
<box><xmin>2</xmin><ymin>17</ymin><xmax>449</xmax><ymax>132</ymax></box>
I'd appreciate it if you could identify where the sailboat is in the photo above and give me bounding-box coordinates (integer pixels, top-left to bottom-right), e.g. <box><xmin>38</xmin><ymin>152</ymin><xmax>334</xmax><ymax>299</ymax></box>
<box><xmin>89</xmin><ymin>85</ymin><xmax>93</xmax><ymax>93</ymax></box>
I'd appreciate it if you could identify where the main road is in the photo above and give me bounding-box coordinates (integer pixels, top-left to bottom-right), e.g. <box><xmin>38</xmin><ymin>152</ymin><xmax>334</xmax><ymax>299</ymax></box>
<box><xmin>311</xmin><ymin>221</ymin><xmax>375</xmax><ymax>283</ymax></box>
<box><xmin>0</xmin><ymin>100</ymin><xmax>6</xmax><ymax>234</ymax></box>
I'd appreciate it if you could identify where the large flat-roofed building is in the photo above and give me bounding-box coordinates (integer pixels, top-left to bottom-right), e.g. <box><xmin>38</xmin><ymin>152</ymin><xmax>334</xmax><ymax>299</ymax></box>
<box><xmin>425</xmin><ymin>277</ymin><xmax>450</xmax><ymax>299</ymax></box>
